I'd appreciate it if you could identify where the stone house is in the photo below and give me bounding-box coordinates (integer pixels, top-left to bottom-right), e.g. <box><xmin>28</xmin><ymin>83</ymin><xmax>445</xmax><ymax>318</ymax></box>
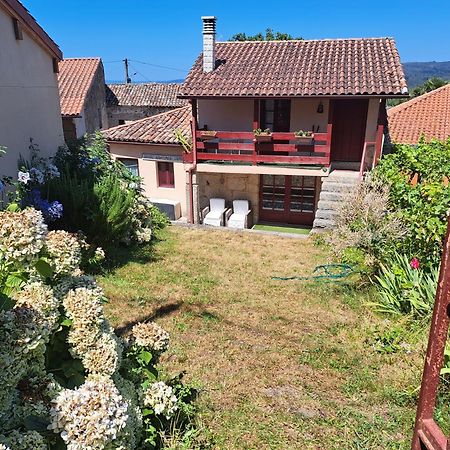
<box><xmin>58</xmin><ymin>58</ymin><xmax>108</xmax><ymax>142</ymax></box>
<box><xmin>106</xmin><ymin>83</ymin><xmax>188</xmax><ymax>127</ymax></box>
<box><xmin>106</xmin><ymin>17</ymin><xmax>409</xmax><ymax>230</ymax></box>
<box><xmin>0</xmin><ymin>0</ymin><xmax>64</xmax><ymax>178</ymax></box>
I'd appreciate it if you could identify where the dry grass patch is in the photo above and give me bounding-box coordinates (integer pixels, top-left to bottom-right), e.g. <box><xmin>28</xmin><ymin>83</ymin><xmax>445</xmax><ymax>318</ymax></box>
<box><xmin>100</xmin><ymin>226</ymin><xmax>425</xmax><ymax>449</ymax></box>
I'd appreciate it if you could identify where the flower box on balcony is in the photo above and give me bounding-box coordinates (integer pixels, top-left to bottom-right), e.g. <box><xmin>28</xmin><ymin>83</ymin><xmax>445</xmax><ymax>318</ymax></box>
<box><xmin>199</xmin><ymin>130</ymin><xmax>218</xmax><ymax>140</ymax></box>
<box><xmin>253</xmin><ymin>128</ymin><xmax>272</xmax><ymax>142</ymax></box>
<box><xmin>294</xmin><ymin>131</ymin><xmax>314</xmax><ymax>145</ymax></box>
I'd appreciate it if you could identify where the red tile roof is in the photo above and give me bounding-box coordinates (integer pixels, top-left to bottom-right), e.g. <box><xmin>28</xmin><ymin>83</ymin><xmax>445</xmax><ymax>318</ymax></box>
<box><xmin>180</xmin><ymin>38</ymin><xmax>407</xmax><ymax>98</ymax></box>
<box><xmin>106</xmin><ymin>83</ymin><xmax>187</xmax><ymax>108</ymax></box>
<box><xmin>0</xmin><ymin>0</ymin><xmax>62</xmax><ymax>59</ymax></box>
<box><xmin>388</xmin><ymin>84</ymin><xmax>450</xmax><ymax>144</ymax></box>
<box><xmin>58</xmin><ymin>58</ymin><xmax>103</xmax><ymax>117</ymax></box>
<box><xmin>103</xmin><ymin>106</ymin><xmax>191</xmax><ymax>145</ymax></box>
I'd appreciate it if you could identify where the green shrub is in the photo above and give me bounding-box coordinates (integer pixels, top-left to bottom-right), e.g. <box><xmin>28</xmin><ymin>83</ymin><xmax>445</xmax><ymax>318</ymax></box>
<box><xmin>372</xmin><ymin>138</ymin><xmax>450</xmax><ymax>267</ymax></box>
<box><xmin>371</xmin><ymin>252</ymin><xmax>439</xmax><ymax>317</ymax></box>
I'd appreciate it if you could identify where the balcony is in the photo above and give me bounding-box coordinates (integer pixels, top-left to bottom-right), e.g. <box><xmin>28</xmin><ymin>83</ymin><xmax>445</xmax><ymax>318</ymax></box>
<box><xmin>183</xmin><ymin>125</ymin><xmax>332</xmax><ymax>168</ymax></box>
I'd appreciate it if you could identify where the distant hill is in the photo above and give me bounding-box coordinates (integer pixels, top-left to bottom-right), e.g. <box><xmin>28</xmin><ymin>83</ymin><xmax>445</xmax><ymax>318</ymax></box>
<box><xmin>403</xmin><ymin>61</ymin><xmax>450</xmax><ymax>88</ymax></box>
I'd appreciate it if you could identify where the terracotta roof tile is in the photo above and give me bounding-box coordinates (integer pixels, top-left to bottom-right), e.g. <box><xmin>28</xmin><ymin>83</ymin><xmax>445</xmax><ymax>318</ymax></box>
<box><xmin>388</xmin><ymin>84</ymin><xmax>450</xmax><ymax>144</ymax></box>
<box><xmin>180</xmin><ymin>38</ymin><xmax>407</xmax><ymax>98</ymax></box>
<box><xmin>103</xmin><ymin>106</ymin><xmax>190</xmax><ymax>145</ymax></box>
<box><xmin>58</xmin><ymin>58</ymin><xmax>103</xmax><ymax>117</ymax></box>
<box><xmin>106</xmin><ymin>83</ymin><xmax>187</xmax><ymax>108</ymax></box>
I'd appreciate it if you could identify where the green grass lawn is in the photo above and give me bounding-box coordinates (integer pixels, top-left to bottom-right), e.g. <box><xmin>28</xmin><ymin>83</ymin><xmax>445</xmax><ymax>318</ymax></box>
<box><xmin>100</xmin><ymin>226</ymin><xmax>429</xmax><ymax>449</ymax></box>
<box><xmin>252</xmin><ymin>223</ymin><xmax>311</xmax><ymax>235</ymax></box>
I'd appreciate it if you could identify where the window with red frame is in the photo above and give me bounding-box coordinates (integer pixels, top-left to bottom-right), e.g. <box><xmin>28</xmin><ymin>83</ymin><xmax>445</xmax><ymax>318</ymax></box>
<box><xmin>157</xmin><ymin>162</ymin><xmax>175</xmax><ymax>188</ymax></box>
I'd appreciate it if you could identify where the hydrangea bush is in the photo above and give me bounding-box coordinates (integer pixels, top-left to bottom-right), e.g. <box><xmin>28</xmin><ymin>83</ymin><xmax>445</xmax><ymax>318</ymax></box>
<box><xmin>0</xmin><ymin>208</ymin><xmax>196</xmax><ymax>449</ymax></box>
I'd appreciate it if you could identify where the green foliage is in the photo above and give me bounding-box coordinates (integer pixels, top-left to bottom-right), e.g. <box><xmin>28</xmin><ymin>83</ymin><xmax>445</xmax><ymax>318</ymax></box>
<box><xmin>411</xmin><ymin>77</ymin><xmax>449</xmax><ymax>98</ymax></box>
<box><xmin>372</xmin><ymin>138</ymin><xmax>450</xmax><ymax>267</ymax></box>
<box><xmin>174</xmin><ymin>129</ymin><xmax>192</xmax><ymax>153</ymax></box>
<box><xmin>370</xmin><ymin>252</ymin><xmax>438</xmax><ymax>317</ymax></box>
<box><xmin>230</xmin><ymin>28</ymin><xmax>302</xmax><ymax>41</ymax></box>
<box><xmin>47</xmin><ymin>133</ymin><xmax>164</xmax><ymax>246</ymax></box>
<box><xmin>149</xmin><ymin>204</ymin><xmax>170</xmax><ymax>231</ymax></box>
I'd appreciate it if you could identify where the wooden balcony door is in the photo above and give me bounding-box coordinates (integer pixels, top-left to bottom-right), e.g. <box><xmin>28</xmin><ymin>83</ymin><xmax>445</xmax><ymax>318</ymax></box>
<box><xmin>260</xmin><ymin>99</ymin><xmax>291</xmax><ymax>132</ymax></box>
<box><xmin>331</xmin><ymin>99</ymin><xmax>368</xmax><ymax>162</ymax></box>
<box><xmin>259</xmin><ymin>174</ymin><xmax>316</xmax><ymax>226</ymax></box>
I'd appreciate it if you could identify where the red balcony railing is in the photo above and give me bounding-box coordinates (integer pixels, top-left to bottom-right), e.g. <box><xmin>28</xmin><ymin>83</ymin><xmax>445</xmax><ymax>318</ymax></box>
<box><xmin>183</xmin><ymin>124</ymin><xmax>332</xmax><ymax>167</ymax></box>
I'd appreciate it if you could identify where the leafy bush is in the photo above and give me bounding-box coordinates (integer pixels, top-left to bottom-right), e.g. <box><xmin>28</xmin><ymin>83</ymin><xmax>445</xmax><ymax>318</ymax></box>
<box><xmin>372</xmin><ymin>138</ymin><xmax>450</xmax><ymax>267</ymax></box>
<box><xmin>14</xmin><ymin>133</ymin><xmax>164</xmax><ymax>247</ymax></box>
<box><xmin>0</xmin><ymin>208</ymin><xmax>197</xmax><ymax>449</ymax></box>
<box><xmin>370</xmin><ymin>252</ymin><xmax>439</xmax><ymax>317</ymax></box>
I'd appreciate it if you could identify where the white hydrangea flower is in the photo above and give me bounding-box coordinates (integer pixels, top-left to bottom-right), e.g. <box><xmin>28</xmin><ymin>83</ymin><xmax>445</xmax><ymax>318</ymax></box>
<box><xmin>0</xmin><ymin>443</ymin><xmax>11</xmax><ymax>450</ymax></box>
<box><xmin>49</xmin><ymin>377</ymin><xmax>129</xmax><ymax>450</ymax></box>
<box><xmin>94</xmin><ymin>247</ymin><xmax>105</xmax><ymax>260</ymax></box>
<box><xmin>81</xmin><ymin>332</ymin><xmax>122</xmax><ymax>376</ymax></box>
<box><xmin>17</xmin><ymin>171</ymin><xmax>30</xmax><ymax>184</ymax></box>
<box><xmin>135</xmin><ymin>227</ymin><xmax>152</xmax><ymax>243</ymax></box>
<box><xmin>143</xmin><ymin>381</ymin><xmax>178</xmax><ymax>419</ymax></box>
<box><xmin>14</xmin><ymin>282</ymin><xmax>60</xmax><ymax>332</ymax></box>
<box><xmin>53</xmin><ymin>274</ymin><xmax>104</xmax><ymax>300</ymax></box>
<box><xmin>131</xmin><ymin>322</ymin><xmax>169</xmax><ymax>354</ymax></box>
<box><xmin>0</xmin><ymin>208</ymin><xmax>47</xmax><ymax>266</ymax></box>
<box><xmin>45</xmin><ymin>230</ymin><xmax>81</xmax><ymax>276</ymax></box>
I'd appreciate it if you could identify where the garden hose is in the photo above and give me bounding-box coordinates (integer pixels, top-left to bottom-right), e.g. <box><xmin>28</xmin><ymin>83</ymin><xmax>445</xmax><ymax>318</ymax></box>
<box><xmin>271</xmin><ymin>263</ymin><xmax>354</xmax><ymax>282</ymax></box>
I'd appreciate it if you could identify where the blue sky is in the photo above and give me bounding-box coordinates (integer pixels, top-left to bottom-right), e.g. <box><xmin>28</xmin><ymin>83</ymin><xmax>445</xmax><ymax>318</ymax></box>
<box><xmin>25</xmin><ymin>0</ymin><xmax>450</xmax><ymax>82</ymax></box>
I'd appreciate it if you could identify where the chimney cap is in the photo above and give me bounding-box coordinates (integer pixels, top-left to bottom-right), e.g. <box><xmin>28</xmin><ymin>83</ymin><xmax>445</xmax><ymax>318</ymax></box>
<box><xmin>201</xmin><ymin>16</ymin><xmax>217</xmax><ymax>20</ymax></box>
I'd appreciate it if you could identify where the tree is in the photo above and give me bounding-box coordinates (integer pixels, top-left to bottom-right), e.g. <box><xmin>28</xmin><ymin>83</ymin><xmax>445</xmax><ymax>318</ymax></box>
<box><xmin>411</xmin><ymin>77</ymin><xmax>449</xmax><ymax>98</ymax></box>
<box><xmin>230</xmin><ymin>28</ymin><xmax>302</xmax><ymax>41</ymax></box>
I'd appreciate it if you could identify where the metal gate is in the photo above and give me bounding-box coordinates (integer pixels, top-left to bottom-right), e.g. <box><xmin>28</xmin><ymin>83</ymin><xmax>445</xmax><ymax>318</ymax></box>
<box><xmin>412</xmin><ymin>217</ymin><xmax>450</xmax><ymax>449</ymax></box>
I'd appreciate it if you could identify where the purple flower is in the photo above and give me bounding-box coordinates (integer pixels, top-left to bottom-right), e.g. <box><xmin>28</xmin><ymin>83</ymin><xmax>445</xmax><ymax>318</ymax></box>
<box><xmin>28</xmin><ymin>189</ymin><xmax>63</xmax><ymax>222</ymax></box>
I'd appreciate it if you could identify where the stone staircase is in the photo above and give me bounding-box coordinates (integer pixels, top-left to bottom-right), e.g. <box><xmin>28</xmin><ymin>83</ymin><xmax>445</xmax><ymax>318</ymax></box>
<box><xmin>312</xmin><ymin>170</ymin><xmax>360</xmax><ymax>232</ymax></box>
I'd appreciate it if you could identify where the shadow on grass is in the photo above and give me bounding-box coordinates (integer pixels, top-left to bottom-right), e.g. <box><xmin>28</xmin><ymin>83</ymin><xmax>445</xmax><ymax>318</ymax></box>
<box><xmin>115</xmin><ymin>302</ymin><xmax>183</xmax><ymax>336</ymax></box>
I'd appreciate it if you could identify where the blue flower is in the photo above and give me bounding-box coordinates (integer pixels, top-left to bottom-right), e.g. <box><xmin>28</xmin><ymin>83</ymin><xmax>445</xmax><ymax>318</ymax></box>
<box><xmin>28</xmin><ymin>189</ymin><xmax>63</xmax><ymax>222</ymax></box>
<box><xmin>0</xmin><ymin>180</ymin><xmax>4</xmax><ymax>193</ymax></box>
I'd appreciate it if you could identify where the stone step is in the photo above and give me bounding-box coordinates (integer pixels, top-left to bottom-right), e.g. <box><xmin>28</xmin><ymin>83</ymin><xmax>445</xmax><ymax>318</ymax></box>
<box><xmin>312</xmin><ymin>217</ymin><xmax>335</xmax><ymax>229</ymax></box>
<box><xmin>315</xmin><ymin>209</ymin><xmax>338</xmax><ymax>220</ymax></box>
<box><xmin>317</xmin><ymin>199</ymin><xmax>343</xmax><ymax>211</ymax></box>
<box><xmin>325</xmin><ymin>175</ymin><xmax>361</xmax><ymax>185</ymax></box>
<box><xmin>320</xmin><ymin>181</ymin><xmax>357</xmax><ymax>193</ymax></box>
<box><xmin>319</xmin><ymin>191</ymin><xmax>350</xmax><ymax>202</ymax></box>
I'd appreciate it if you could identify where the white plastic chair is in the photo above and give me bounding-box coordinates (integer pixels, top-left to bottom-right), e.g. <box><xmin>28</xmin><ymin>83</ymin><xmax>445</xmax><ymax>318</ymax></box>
<box><xmin>227</xmin><ymin>200</ymin><xmax>252</xmax><ymax>229</ymax></box>
<box><xmin>202</xmin><ymin>198</ymin><xmax>227</xmax><ymax>227</ymax></box>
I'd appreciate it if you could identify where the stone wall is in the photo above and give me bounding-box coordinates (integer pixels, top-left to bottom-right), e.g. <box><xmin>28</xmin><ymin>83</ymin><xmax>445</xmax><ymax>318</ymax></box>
<box><xmin>197</xmin><ymin>172</ymin><xmax>260</xmax><ymax>223</ymax></box>
<box><xmin>83</xmin><ymin>63</ymin><xmax>108</xmax><ymax>134</ymax></box>
<box><xmin>107</xmin><ymin>106</ymin><xmax>176</xmax><ymax>127</ymax></box>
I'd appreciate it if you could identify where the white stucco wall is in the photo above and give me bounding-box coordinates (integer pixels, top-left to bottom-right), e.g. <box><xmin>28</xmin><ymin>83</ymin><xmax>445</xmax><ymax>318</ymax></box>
<box><xmin>0</xmin><ymin>6</ymin><xmax>64</xmax><ymax>178</ymax></box>
<box><xmin>108</xmin><ymin>142</ymin><xmax>188</xmax><ymax>217</ymax></box>
<box><xmin>290</xmin><ymin>99</ymin><xmax>329</xmax><ymax>133</ymax></box>
<box><xmin>198</xmin><ymin>99</ymin><xmax>254</xmax><ymax>131</ymax></box>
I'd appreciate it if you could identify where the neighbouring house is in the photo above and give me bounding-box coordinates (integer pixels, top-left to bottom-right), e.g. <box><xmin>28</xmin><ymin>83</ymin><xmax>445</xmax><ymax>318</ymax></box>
<box><xmin>387</xmin><ymin>83</ymin><xmax>450</xmax><ymax>144</ymax></box>
<box><xmin>0</xmin><ymin>0</ymin><xmax>64</xmax><ymax>178</ymax></box>
<box><xmin>103</xmin><ymin>106</ymin><xmax>190</xmax><ymax>220</ymax></box>
<box><xmin>58</xmin><ymin>57</ymin><xmax>108</xmax><ymax>142</ymax></box>
<box><xmin>179</xmin><ymin>17</ymin><xmax>408</xmax><ymax>230</ymax></box>
<box><xmin>106</xmin><ymin>83</ymin><xmax>188</xmax><ymax>127</ymax></box>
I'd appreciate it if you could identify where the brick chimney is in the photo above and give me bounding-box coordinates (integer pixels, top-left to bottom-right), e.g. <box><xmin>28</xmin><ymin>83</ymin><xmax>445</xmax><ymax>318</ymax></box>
<box><xmin>201</xmin><ymin>16</ymin><xmax>216</xmax><ymax>73</ymax></box>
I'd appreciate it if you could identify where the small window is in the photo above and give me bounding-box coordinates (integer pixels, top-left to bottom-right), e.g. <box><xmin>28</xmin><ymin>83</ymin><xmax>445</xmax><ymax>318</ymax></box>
<box><xmin>118</xmin><ymin>120</ymin><xmax>125</xmax><ymax>125</ymax></box>
<box><xmin>118</xmin><ymin>158</ymin><xmax>139</xmax><ymax>177</ymax></box>
<box><xmin>12</xmin><ymin>18</ymin><xmax>23</xmax><ymax>40</ymax></box>
<box><xmin>157</xmin><ymin>162</ymin><xmax>175</xmax><ymax>188</ymax></box>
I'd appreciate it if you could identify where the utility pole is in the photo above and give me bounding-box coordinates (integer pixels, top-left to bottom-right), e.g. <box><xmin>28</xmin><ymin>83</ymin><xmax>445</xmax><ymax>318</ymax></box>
<box><xmin>124</xmin><ymin>58</ymin><xmax>131</xmax><ymax>84</ymax></box>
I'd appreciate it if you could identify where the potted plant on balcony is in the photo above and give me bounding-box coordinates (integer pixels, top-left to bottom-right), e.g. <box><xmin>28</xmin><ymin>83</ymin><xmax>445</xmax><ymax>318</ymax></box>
<box><xmin>294</xmin><ymin>130</ymin><xmax>314</xmax><ymax>144</ymax></box>
<box><xmin>253</xmin><ymin>128</ymin><xmax>272</xmax><ymax>142</ymax></box>
<box><xmin>199</xmin><ymin>130</ymin><xmax>218</xmax><ymax>140</ymax></box>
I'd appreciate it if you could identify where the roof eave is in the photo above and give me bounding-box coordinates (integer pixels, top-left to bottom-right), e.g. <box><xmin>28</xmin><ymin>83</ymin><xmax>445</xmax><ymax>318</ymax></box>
<box><xmin>178</xmin><ymin>93</ymin><xmax>410</xmax><ymax>100</ymax></box>
<box><xmin>1</xmin><ymin>0</ymin><xmax>62</xmax><ymax>60</ymax></box>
